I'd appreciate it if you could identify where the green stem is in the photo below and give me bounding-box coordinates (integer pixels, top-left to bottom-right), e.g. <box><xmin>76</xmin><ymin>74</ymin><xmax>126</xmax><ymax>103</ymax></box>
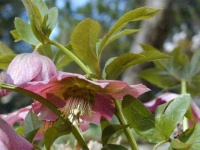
<box><xmin>114</xmin><ymin>100</ymin><xmax>138</xmax><ymax>150</ymax></box>
<box><xmin>181</xmin><ymin>79</ymin><xmax>186</xmax><ymax>94</ymax></box>
<box><xmin>48</xmin><ymin>40</ymin><xmax>92</xmax><ymax>75</ymax></box>
<box><xmin>152</xmin><ymin>140</ymin><xmax>167</xmax><ymax>150</ymax></box>
<box><xmin>0</xmin><ymin>84</ymin><xmax>89</xmax><ymax>150</ymax></box>
<box><xmin>181</xmin><ymin>79</ymin><xmax>188</xmax><ymax>131</ymax></box>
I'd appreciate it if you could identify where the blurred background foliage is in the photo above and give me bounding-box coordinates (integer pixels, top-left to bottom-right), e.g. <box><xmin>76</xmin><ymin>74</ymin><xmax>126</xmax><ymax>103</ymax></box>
<box><xmin>1</xmin><ymin>0</ymin><xmax>200</xmax><ymax>118</ymax></box>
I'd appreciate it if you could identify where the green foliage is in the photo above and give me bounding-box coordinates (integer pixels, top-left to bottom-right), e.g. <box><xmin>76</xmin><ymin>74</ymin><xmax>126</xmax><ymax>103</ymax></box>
<box><xmin>13</xmin><ymin>18</ymin><xmax>39</xmax><ymax>45</ymax></box>
<box><xmin>97</xmin><ymin>7</ymin><xmax>161</xmax><ymax>55</ymax></box>
<box><xmin>44</xmin><ymin>124</ymin><xmax>72</xmax><ymax>150</ymax></box>
<box><xmin>103</xmin><ymin>44</ymin><xmax>169</xmax><ymax>79</ymax></box>
<box><xmin>170</xmin><ymin>124</ymin><xmax>200</xmax><ymax>149</ymax></box>
<box><xmin>37</xmin><ymin>44</ymin><xmax>52</xmax><ymax>59</ymax></box>
<box><xmin>122</xmin><ymin>94</ymin><xmax>191</xmax><ymax>144</ymax></box>
<box><xmin>155</xmin><ymin>94</ymin><xmax>191</xmax><ymax>138</ymax></box>
<box><xmin>70</xmin><ymin>18</ymin><xmax>100</xmax><ymax>75</ymax></box>
<box><xmin>139</xmin><ymin>47</ymin><xmax>200</xmax><ymax>95</ymax></box>
<box><xmin>0</xmin><ymin>41</ymin><xmax>16</xmax><ymax>69</ymax></box>
<box><xmin>101</xmin><ymin>118</ymin><xmax>129</xmax><ymax>146</ymax></box>
<box><xmin>24</xmin><ymin>110</ymin><xmax>42</xmax><ymax>142</ymax></box>
<box><xmin>14</xmin><ymin>0</ymin><xmax>58</xmax><ymax>44</ymax></box>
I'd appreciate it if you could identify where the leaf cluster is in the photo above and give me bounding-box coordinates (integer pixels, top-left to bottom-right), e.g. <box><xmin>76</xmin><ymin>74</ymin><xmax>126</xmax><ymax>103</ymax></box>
<box><xmin>139</xmin><ymin>47</ymin><xmax>200</xmax><ymax>95</ymax></box>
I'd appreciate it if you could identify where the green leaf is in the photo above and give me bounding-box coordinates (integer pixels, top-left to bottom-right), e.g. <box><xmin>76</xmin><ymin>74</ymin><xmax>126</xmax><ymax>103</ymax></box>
<box><xmin>10</xmin><ymin>30</ymin><xmax>22</xmax><ymax>42</ymax></box>
<box><xmin>103</xmin><ymin>44</ymin><xmax>169</xmax><ymax>79</ymax></box>
<box><xmin>70</xmin><ymin>18</ymin><xmax>100</xmax><ymax>75</ymax></box>
<box><xmin>22</xmin><ymin>0</ymin><xmax>45</xmax><ymax>43</ymax></box>
<box><xmin>0</xmin><ymin>54</ymin><xmax>16</xmax><ymax>69</ymax></box>
<box><xmin>16</xmin><ymin>125</ymin><xmax>24</xmax><ymax>136</ymax></box>
<box><xmin>103</xmin><ymin>53</ymin><xmax>145</xmax><ymax>79</ymax></box>
<box><xmin>139</xmin><ymin>68</ymin><xmax>179</xmax><ymax>89</ymax></box>
<box><xmin>189</xmin><ymin>49</ymin><xmax>200</xmax><ymax>77</ymax></box>
<box><xmin>37</xmin><ymin>44</ymin><xmax>52</xmax><ymax>59</ymax></box>
<box><xmin>170</xmin><ymin>139</ymin><xmax>190</xmax><ymax>150</ymax></box>
<box><xmin>44</xmin><ymin>124</ymin><xmax>72</xmax><ymax>150</ymax></box>
<box><xmin>14</xmin><ymin>17</ymin><xmax>39</xmax><ymax>45</ymax></box>
<box><xmin>42</xmin><ymin>7</ymin><xmax>58</xmax><ymax>36</ymax></box>
<box><xmin>177</xmin><ymin>124</ymin><xmax>200</xmax><ymax>149</ymax></box>
<box><xmin>121</xmin><ymin>95</ymin><xmax>168</xmax><ymax>143</ymax></box>
<box><xmin>31</xmin><ymin>0</ymin><xmax>49</xmax><ymax>18</ymax></box>
<box><xmin>122</xmin><ymin>95</ymin><xmax>155</xmax><ymax>131</ymax></box>
<box><xmin>24</xmin><ymin>110</ymin><xmax>42</xmax><ymax>142</ymax></box>
<box><xmin>101</xmin><ymin>124</ymin><xmax>129</xmax><ymax>146</ymax></box>
<box><xmin>140</xmin><ymin>44</ymin><xmax>170</xmax><ymax>61</ymax></box>
<box><xmin>98</xmin><ymin>7</ymin><xmax>161</xmax><ymax>55</ymax></box>
<box><xmin>102</xmin><ymin>144</ymin><xmax>128</xmax><ymax>150</ymax></box>
<box><xmin>187</xmin><ymin>75</ymin><xmax>200</xmax><ymax>95</ymax></box>
<box><xmin>0</xmin><ymin>41</ymin><xmax>13</xmax><ymax>54</ymax></box>
<box><xmin>156</xmin><ymin>94</ymin><xmax>191</xmax><ymax>138</ymax></box>
<box><xmin>103</xmin><ymin>29</ymin><xmax>140</xmax><ymax>49</ymax></box>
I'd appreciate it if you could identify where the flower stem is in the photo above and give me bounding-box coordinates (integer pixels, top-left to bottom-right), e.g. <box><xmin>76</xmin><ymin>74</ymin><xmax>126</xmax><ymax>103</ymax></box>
<box><xmin>181</xmin><ymin>79</ymin><xmax>188</xmax><ymax>131</ymax></box>
<box><xmin>48</xmin><ymin>40</ymin><xmax>92</xmax><ymax>75</ymax></box>
<box><xmin>152</xmin><ymin>140</ymin><xmax>167</xmax><ymax>150</ymax></box>
<box><xmin>114</xmin><ymin>100</ymin><xmax>138</xmax><ymax>150</ymax></box>
<box><xmin>0</xmin><ymin>83</ymin><xmax>89</xmax><ymax>150</ymax></box>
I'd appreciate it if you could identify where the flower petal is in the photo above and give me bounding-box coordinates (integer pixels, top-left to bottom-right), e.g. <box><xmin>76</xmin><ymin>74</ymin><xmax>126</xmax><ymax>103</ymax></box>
<box><xmin>5</xmin><ymin>51</ymin><xmax>57</xmax><ymax>86</ymax></box>
<box><xmin>101</xmin><ymin>80</ymin><xmax>150</xmax><ymax>99</ymax></box>
<box><xmin>0</xmin><ymin>117</ymin><xmax>33</xmax><ymax>150</ymax></box>
<box><xmin>0</xmin><ymin>106</ymin><xmax>31</xmax><ymax>126</ymax></box>
<box><xmin>86</xmin><ymin>94</ymin><xmax>114</xmax><ymax>125</ymax></box>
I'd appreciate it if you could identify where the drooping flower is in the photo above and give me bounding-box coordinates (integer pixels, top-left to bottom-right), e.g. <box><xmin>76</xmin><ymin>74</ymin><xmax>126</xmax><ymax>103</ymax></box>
<box><xmin>0</xmin><ymin>117</ymin><xmax>33</xmax><ymax>150</ymax></box>
<box><xmin>25</xmin><ymin>72</ymin><xmax>150</xmax><ymax>130</ymax></box>
<box><xmin>5</xmin><ymin>51</ymin><xmax>57</xmax><ymax>87</ymax></box>
<box><xmin>144</xmin><ymin>92</ymin><xmax>200</xmax><ymax>124</ymax></box>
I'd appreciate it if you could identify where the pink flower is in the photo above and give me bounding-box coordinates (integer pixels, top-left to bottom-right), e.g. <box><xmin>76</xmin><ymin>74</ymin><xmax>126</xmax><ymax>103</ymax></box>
<box><xmin>5</xmin><ymin>51</ymin><xmax>57</xmax><ymax>87</ymax></box>
<box><xmin>26</xmin><ymin>72</ymin><xmax>150</xmax><ymax>130</ymax></box>
<box><xmin>144</xmin><ymin>92</ymin><xmax>200</xmax><ymax>124</ymax></box>
<box><xmin>0</xmin><ymin>117</ymin><xmax>33</xmax><ymax>150</ymax></box>
<box><xmin>0</xmin><ymin>106</ymin><xmax>31</xmax><ymax>126</ymax></box>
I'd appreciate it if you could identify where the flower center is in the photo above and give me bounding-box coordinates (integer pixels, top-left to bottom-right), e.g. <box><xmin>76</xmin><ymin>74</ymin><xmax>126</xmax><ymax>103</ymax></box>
<box><xmin>58</xmin><ymin>86</ymin><xmax>95</xmax><ymax>123</ymax></box>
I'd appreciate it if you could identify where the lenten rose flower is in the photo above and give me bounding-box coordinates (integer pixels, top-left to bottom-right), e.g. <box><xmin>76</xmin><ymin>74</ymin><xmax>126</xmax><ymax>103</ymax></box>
<box><xmin>5</xmin><ymin>51</ymin><xmax>57</xmax><ymax>86</ymax></box>
<box><xmin>144</xmin><ymin>92</ymin><xmax>200</xmax><ymax>124</ymax></box>
<box><xmin>26</xmin><ymin>72</ymin><xmax>150</xmax><ymax>130</ymax></box>
<box><xmin>0</xmin><ymin>117</ymin><xmax>33</xmax><ymax>150</ymax></box>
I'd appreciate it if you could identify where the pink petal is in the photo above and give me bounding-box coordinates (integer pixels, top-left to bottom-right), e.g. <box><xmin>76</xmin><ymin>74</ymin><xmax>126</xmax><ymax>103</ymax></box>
<box><xmin>101</xmin><ymin>80</ymin><xmax>150</xmax><ymax>99</ymax></box>
<box><xmin>5</xmin><ymin>51</ymin><xmax>57</xmax><ymax>86</ymax></box>
<box><xmin>0</xmin><ymin>118</ymin><xmax>33</xmax><ymax>150</ymax></box>
<box><xmin>144</xmin><ymin>93</ymin><xmax>179</xmax><ymax>113</ymax></box>
<box><xmin>191</xmin><ymin>101</ymin><xmax>200</xmax><ymax>123</ymax></box>
<box><xmin>86</xmin><ymin>94</ymin><xmax>114</xmax><ymax>125</ymax></box>
<box><xmin>0</xmin><ymin>106</ymin><xmax>31</xmax><ymax>126</ymax></box>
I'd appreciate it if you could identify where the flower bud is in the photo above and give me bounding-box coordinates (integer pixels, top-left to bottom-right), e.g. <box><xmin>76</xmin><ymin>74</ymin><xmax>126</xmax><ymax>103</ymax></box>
<box><xmin>5</xmin><ymin>51</ymin><xmax>57</xmax><ymax>86</ymax></box>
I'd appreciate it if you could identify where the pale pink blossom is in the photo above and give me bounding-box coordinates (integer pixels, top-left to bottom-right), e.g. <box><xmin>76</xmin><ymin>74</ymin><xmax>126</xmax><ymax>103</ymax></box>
<box><xmin>5</xmin><ymin>51</ymin><xmax>57</xmax><ymax>86</ymax></box>
<box><xmin>0</xmin><ymin>117</ymin><xmax>33</xmax><ymax>150</ymax></box>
